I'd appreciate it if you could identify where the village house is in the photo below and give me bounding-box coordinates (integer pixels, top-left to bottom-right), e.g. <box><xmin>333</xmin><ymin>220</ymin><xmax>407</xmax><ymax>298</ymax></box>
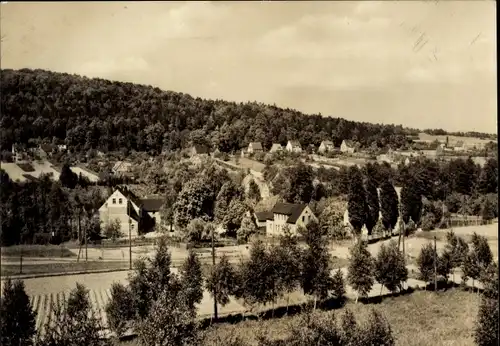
<box><xmin>340</xmin><ymin>140</ymin><xmax>358</xmax><ymax>154</ymax></box>
<box><xmin>112</xmin><ymin>161</ymin><xmax>133</xmax><ymax>176</ymax></box>
<box><xmin>189</xmin><ymin>144</ymin><xmax>210</xmax><ymax>157</ymax></box>
<box><xmin>286</xmin><ymin>140</ymin><xmax>302</xmax><ymax>153</ymax></box>
<box><xmin>261</xmin><ymin>202</ymin><xmax>317</xmax><ymax>237</ymax></box>
<box><xmin>37</xmin><ymin>144</ymin><xmax>56</xmax><ymax>159</ymax></box>
<box><xmin>247</xmin><ymin>142</ymin><xmax>263</xmax><ymax>154</ymax></box>
<box><xmin>318</xmin><ymin>140</ymin><xmax>335</xmax><ymax>154</ymax></box>
<box><xmin>269</xmin><ymin>143</ymin><xmax>283</xmax><ymax>153</ymax></box>
<box><xmin>98</xmin><ymin>187</ymin><xmax>164</xmax><ymax>238</ymax></box>
<box><xmin>453</xmin><ymin>141</ymin><xmax>467</xmax><ymax>152</ymax></box>
<box><xmin>436</xmin><ymin>143</ymin><xmax>455</xmax><ymax>157</ymax></box>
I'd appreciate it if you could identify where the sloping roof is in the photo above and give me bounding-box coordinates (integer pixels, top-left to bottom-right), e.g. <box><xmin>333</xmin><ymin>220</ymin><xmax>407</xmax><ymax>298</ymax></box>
<box><xmin>192</xmin><ymin>144</ymin><xmax>209</xmax><ymax>154</ymax></box>
<box><xmin>321</xmin><ymin>140</ymin><xmax>334</xmax><ymax>146</ymax></box>
<box><xmin>40</xmin><ymin>144</ymin><xmax>55</xmax><ymax>153</ymax></box>
<box><xmin>112</xmin><ymin>161</ymin><xmax>132</xmax><ymax>172</ymax></box>
<box><xmin>116</xmin><ymin>186</ymin><xmax>143</xmax><ymax>209</ymax></box>
<box><xmin>254</xmin><ymin>211</ymin><xmax>274</xmax><ymax>222</ymax></box>
<box><xmin>343</xmin><ymin>140</ymin><xmax>356</xmax><ymax>147</ymax></box>
<box><xmin>141</xmin><ymin>198</ymin><xmax>165</xmax><ymax>212</ymax></box>
<box><xmin>271</xmin><ymin>203</ymin><xmax>308</xmax><ymax>224</ymax></box>
<box><xmin>249</xmin><ymin>142</ymin><xmax>263</xmax><ymax>150</ymax></box>
<box><xmin>288</xmin><ymin>140</ymin><xmax>301</xmax><ymax>147</ymax></box>
<box><xmin>454</xmin><ymin>140</ymin><xmax>464</xmax><ymax>147</ymax></box>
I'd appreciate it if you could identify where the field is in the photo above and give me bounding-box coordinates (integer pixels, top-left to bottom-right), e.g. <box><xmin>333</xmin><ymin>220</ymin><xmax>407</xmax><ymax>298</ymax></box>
<box><xmin>1</xmin><ymin>244</ymin><xmax>76</xmax><ymax>258</ymax></box>
<box><xmin>196</xmin><ymin>289</ymin><xmax>481</xmax><ymax>346</ymax></box>
<box><xmin>417</xmin><ymin>132</ymin><xmax>494</xmax><ymax>146</ymax></box>
<box><xmin>0</xmin><ymin>160</ymin><xmax>99</xmax><ymax>183</ymax></box>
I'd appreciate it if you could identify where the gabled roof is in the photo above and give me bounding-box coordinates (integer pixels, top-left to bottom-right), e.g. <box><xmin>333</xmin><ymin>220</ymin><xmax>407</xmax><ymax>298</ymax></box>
<box><xmin>343</xmin><ymin>140</ymin><xmax>356</xmax><ymax>147</ymax></box>
<box><xmin>271</xmin><ymin>203</ymin><xmax>309</xmax><ymax>224</ymax></box>
<box><xmin>40</xmin><ymin>144</ymin><xmax>55</xmax><ymax>153</ymax></box>
<box><xmin>115</xmin><ymin>186</ymin><xmax>143</xmax><ymax>209</ymax></box>
<box><xmin>141</xmin><ymin>198</ymin><xmax>165</xmax><ymax>212</ymax></box>
<box><xmin>321</xmin><ymin>140</ymin><xmax>334</xmax><ymax>146</ymax></box>
<box><xmin>112</xmin><ymin>161</ymin><xmax>132</xmax><ymax>172</ymax></box>
<box><xmin>192</xmin><ymin>144</ymin><xmax>209</xmax><ymax>154</ymax></box>
<box><xmin>254</xmin><ymin>211</ymin><xmax>274</xmax><ymax>222</ymax></box>
<box><xmin>249</xmin><ymin>142</ymin><xmax>263</xmax><ymax>150</ymax></box>
<box><xmin>288</xmin><ymin>140</ymin><xmax>301</xmax><ymax>147</ymax></box>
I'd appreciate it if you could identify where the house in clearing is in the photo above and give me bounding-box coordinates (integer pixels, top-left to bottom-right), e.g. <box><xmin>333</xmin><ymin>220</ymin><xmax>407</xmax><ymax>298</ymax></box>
<box><xmin>340</xmin><ymin>140</ymin><xmax>359</xmax><ymax>154</ymax></box>
<box><xmin>247</xmin><ymin>142</ymin><xmax>264</xmax><ymax>154</ymax></box>
<box><xmin>269</xmin><ymin>143</ymin><xmax>283</xmax><ymax>153</ymax></box>
<box><xmin>98</xmin><ymin>187</ymin><xmax>164</xmax><ymax>238</ymax></box>
<box><xmin>37</xmin><ymin>144</ymin><xmax>56</xmax><ymax>159</ymax></box>
<box><xmin>453</xmin><ymin>141</ymin><xmax>467</xmax><ymax>152</ymax></box>
<box><xmin>263</xmin><ymin>202</ymin><xmax>317</xmax><ymax>237</ymax></box>
<box><xmin>286</xmin><ymin>140</ymin><xmax>302</xmax><ymax>153</ymax></box>
<box><xmin>189</xmin><ymin>144</ymin><xmax>210</xmax><ymax>157</ymax></box>
<box><xmin>112</xmin><ymin>161</ymin><xmax>133</xmax><ymax>176</ymax></box>
<box><xmin>318</xmin><ymin>140</ymin><xmax>335</xmax><ymax>154</ymax></box>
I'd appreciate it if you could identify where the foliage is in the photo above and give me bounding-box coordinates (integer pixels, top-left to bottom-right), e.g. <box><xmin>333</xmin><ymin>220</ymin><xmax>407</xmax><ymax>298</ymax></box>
<box><xmin>374</xmin><ymin>240</ymin><xmax>408</xmax><ymax>293</ymax></box>
<box><xmin>206</xmin><ymin>253</ymin><xmax>238</xmax><ymax>307</ymax></box>
<box><xmin>347</xmin><ymin>166</ymin><xmax>367</xmax><ymax>235</ymax></box>
<box><xmin>347</xmin><ymin>240</ymin><xmax>375</xmax><ymax>300</ymax></box>
<box><xmin>282</xmin><ymin>163</ymin><xmax>314</xmax><ymax>204</ymax></box>
<box><xmin>442</xmin><ymin>231</ymin><xmax>468</xmax><ymax>280</ymax></box>
<box><xmin>481</xmin><ymin>197</ymin><xmax>496</xmax><ymax>222</ymax></box>
<box><xmin>36</xmin><ymin>283</ymin><xmax>110</xmax><ymax>346</ymax></box>
<box><xmin>59</xmin><ymin>163</ymin><xmax>78</xmax><ymax>189</ymax></box>
<box><xmin>331</xmin><ymin>269</ymin><xmax>346</xmax><ymax>300</ymax></box>
<box><xmin>237</xmin><ymin>215</ymin><xmax>258</xmax><ymax>244</ymax></box>
<box><xmin>214</xmin><ymin>180</ymin><xmax>244</xmax><ymax>224</ymax></box>
<box><xmin>477</xmin><ymin>158</ymin><xmax>498</xmax><ymax>194</ymax></box>
<box><xmin>340</xmin><ymin>309</ymin><xmax>361</xmax><ymax>346</ymax></box>
<box><xmin>470</xmin><ymin>233</ymin><xmax>493</xmax><ymax>271</ymax></box>
<box><xmin>103</xmin><ymin>218</ymin><xmax>123</xmax><ymax>241</ymax></box>
<box><xmin>105</xmin><ymin>282</ymin><xmax>136</xmax><ymax>337</ymax></box>
<box><xmin>416</xmin><ymin>242</ymin><xmax>436</xmax><ymax>284</ymax></box>
<box><xmin>360</xmin><ymin>309</ymin><xmax>395</xmax><ymax>346</ymax></box>
<box><xmin>474</xmin><ymin>296</ymin><xmax>499</xmax><ymax>346</ymax></box>
<box><xmin>379</xmin><ymin>180</ymin><xmax>399</xmax><ymax>231</ymax></box>
<box><xmin>221</xmin><ymin>199</ymin><xmax>248</xmax><ymax>236</ymax></box>
<box><xmin>136</xmin><ymin>289</ymin><xmax>201</xmax><ymax>346</ymax></box>
<box><xmin>184</xmin><ymin>218</ymin><xmax>210</xmax><ymax>244</ymax></box>
<box><xmin>400</xmin><ymin>176</ymin><xmax>422</xmax><ymax>225</ymax></box>
<box><xmin>179</xmin><ymin>250</ymin><xmax>204</xmax><ymax>313</ymax></box>
<box><xmin>318</xmin><ymin>198</ymin><xmax>348</xmax><ymax>240</ymax></box>
<box><xmin>364</xmin><ymin>177</ymin><xmax>380</xmax><ymax>235</ymax></box>
<box><xmin>0</xmin><ymin>278</ymin><xmax>36</xmax><ymax>346</ymax></box>
<box><xmin>174</xmin><ymin>177</ymin><xmax>216</xmax><ymax>228</ymax></box>
<box><xmin>247</xmin><ymin>179</ymin><xmax>261</xmax><ymax>202</ymax></box>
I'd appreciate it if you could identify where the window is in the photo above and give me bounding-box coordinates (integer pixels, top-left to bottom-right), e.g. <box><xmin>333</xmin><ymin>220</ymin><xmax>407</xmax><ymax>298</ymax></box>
<box><xmin>118</xmin><ymin>198</ymin><xmax>122</xmax><ymax>205</ymax></box>
<box><xmin>112</xmin><ymin>198</ymin><xmax>116</xmax><ymax>204</ymax></box>
<box><xmin>302</xmin><ymin>216</ymin><xmax>305</xmax><ymax>222</ymax></box>
<box><xmin>131</xmin><ymin>224</ymin><xmax>135</xmax><ymax>230</ymax></box>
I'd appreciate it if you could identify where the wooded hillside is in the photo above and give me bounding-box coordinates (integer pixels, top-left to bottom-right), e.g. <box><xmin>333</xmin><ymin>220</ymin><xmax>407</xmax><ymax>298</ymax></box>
<box><xmin>1</xmin><ymin>68</ymin><xmax>414</xmax><ymax>154</ymax></box>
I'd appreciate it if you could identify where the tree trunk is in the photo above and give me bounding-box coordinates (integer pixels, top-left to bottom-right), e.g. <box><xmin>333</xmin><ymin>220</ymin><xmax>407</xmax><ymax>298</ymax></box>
<box><xmin>380</xmin><ymin>284</ymin><xmax>383</xmax><ymax>296</ymax></box>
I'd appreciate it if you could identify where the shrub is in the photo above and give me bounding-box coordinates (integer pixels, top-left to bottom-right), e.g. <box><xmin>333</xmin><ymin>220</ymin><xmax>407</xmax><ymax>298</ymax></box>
<box><xmin>105</xmin><ymin>283</ymin><xmax>136</xmax><ymax>337</ymax></box>
<box><xmin>374</xmin><ymin>241</ymin><xmax>408</xmax><ymax>294</ymax></box>
<box><xmin>347</xmin><ymin>240</ymin><xmax>375</xmax><ymax>302</ymax></box>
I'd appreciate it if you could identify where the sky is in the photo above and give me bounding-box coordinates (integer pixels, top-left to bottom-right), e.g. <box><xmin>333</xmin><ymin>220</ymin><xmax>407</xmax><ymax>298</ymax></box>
<box><xmin>1</xmin><ymin>1</ymin><xmax>497</xmax><ymax>133</ymax></box>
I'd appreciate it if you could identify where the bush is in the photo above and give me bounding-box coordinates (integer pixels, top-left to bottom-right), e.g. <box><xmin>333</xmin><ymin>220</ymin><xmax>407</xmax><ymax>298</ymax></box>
<box><xmin>420</xmin><ymin>213</ymin><xmax>435</xmax><ymax>231</ymax></box>
<box><xmin>105</xmin><ymin>283</ymin><xmax>136</xmax><ymax>337</ymax></box>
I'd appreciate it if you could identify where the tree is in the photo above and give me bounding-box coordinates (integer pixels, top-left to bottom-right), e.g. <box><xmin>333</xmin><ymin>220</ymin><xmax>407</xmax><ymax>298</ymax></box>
<box><xmin>331</xmin><ymin>269</ymin><xmax>346</xmax><ymax>301</ymax></box>
<box><xmin>442</xmin><ymin>231</ymin><xmax>468</xmax><ymax>282</ymax></box>
<box><xmin>364</xmin><ymin>177</ymin><xmax>380</xmax><ymax>236</ymax></box>
<box><xmin>471</xmin><ymin>233</ymin><xmax>493</xmax><ymax>271</ymax></box>
<box><xmin>318</xmin><ymin>198</ymin><xmax>347</xmax><ymax>240</ymax></box>
<box><xmin>481</xmin><ymin>197</ymin><xmax>496</xmax><ymax>222</ymax></box>
<box><xmin>59</xmin><ymin>163</ymin><xmax>78</xmax><ymax>189</ymax></box>
<box><xmin>179</xmin><ymin>250</ymin><xmax>204</xmax><ymax>314</ymax></box>
<box><xmin>474</xmin><ymin>262</ymin><xmax>499</xmax><ymax>346</ymax></box>
<box><xmin>174</xmin><ymin>177</ymin><xmax>215</xmax><ymax>228</ymax></box>
<box><xmin>379</xmin><ymin>180</ymin><xmax>399</xmax><ymax>235</ymax></box>
<box><xmin>282</xmin><ymin>163</ymin><xmax>314</xmax><ymax>204</ymax></box>
<box><xmin>221</xmin><ymin>199</ymin><xmax>248</xmax><ymax>236</ymax></box>
<box><xmin>347</xmin><ymin>166</ymin><xmax>367</xmax><ymax>236</ymax></box>
<box><xmin>237</xmin><ymin>215</ymin><xmax>258</xmax><ymax>243</ymax></box>
<box><xmin>184</xmin><ymin>218</ymin><xmax>209</xmax><ymax>244</ymax></box>
<box><xmin>0</xmin><ymin>278</ymin><xmax>36</xmax><ymax>346</ymax></box>
<box><xmin>416</xmin><ymin>242</ymin><xmax>436</xmax><ymax>286</ymax></box>
<box><xmin>103</xmin><ymin>218</ymin><xmax>123</xmax><ymax>241</ymax></box>
<box><xmin>477</xmin><ymin>158</ymin><xmax>498</xmax><ymax>194</ymax></box>
<box><xmin>347</xmin><ymin>240</ymin><xmax>375</xmax><ymax>302</ymax></box>
<box><xmin>214</xmin><ymin>180</ymin><xmax>244</xmax><ymax>224</ymax></box>
<box><xmin>105</xmin><ymin>282</ymin><xmax>136</xmax><ymax>337</ymax></box>
<box><xmin>247</xmin><ymin>179</ymin><xmax>261</xmax><ymax>202</ymax></box>
<box><xmin>400</xmin><ymin>176</ymin><xmax>422</xmax><ymax>226</ymax></box>
<box><xmin>361</xmin><ymin>309</ymin><xmax>395</xmax><ymax>346</ymax></box>
<box><xmin>136</xmin><ymin>289</ymin><xmax>201</xmax><ymax>346</ymax></box>
<box><xmin>462</xmin><ymin>249</ymin><xmax>482</xmax><ymax>290</ymax></box>
<box><xmin>159</xmin><ymin>187</ymin><xmax>177</xmax><ymax>233</ymax></box>
<box><xmin>37</xmin><ymin>283</ymin><xmax>110</xmax><ymax>346</ymax></box>
<box><xmin>374</xmin><ymin>240</ymin><xmax>408</xmax><ymax>294</ymax></box>
<box><xmin>206</xmin><ymin>253</ymin><xmax>238</xmax><ymax>319</ymax></box>
<box><xmin>299</xmin><ymin>220</ymin><xmax>334</xmax><ymax>309</ymax></box>
<box><xmin>340</xmin><ymin>309</ymin><xmax>361</xmax><ymax>346</ymax></box>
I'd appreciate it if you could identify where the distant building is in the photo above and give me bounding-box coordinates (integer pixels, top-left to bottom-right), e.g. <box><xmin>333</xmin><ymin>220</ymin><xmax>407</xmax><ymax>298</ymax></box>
<box><xmin>247</xmin><ymin>142</ymin><xmax>263</xmax><ymax>154</ymax></box>
<box><xmin>38</xmin><ymin>144</ymin><xmax>56</xmax><ymax>159</ymax></box>
<box><xmin>286</xmin><ymin>140</ymin><xmax>302</xmax><ymax>153</ymax></box>
<box><xmin>269</xmin><ymin>143</ymin><xmax>283</xmax><ymax>153</ymax></box>
<box><xmin>98</xmin><ymin>187</ymin><xmax>164</xmax><ymax>238</ymax></box>
<box><xmin>340</xmin><ymin>140</ymin><xmax>358</xmax><ymax>153</ymax></box>
<box><xmin>254</xmin><ymin>211</ymin><xmax>273</xmax><ymax>230</ymax></box>
<box><xmin>453</xmin><ymin>141</ymin><xmax>466</xmax><ymax>152</ymax></box>
<box><xmin>112</xmin><ymin>161</ymin><xmax>133</xmax><ymax>175</ymax></box>
<box><xmin>318</xmin><ymin>140</ymin><xmax>335</xmax><ymax>154</ymax></box>
<box><xmin>264</xmin><ymin>202</ymin><xmax>317</xmax><ymax>237</ymax></box>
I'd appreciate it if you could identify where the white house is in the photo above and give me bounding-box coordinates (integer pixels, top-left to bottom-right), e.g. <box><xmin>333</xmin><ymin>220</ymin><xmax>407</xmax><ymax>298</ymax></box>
<box><xmin>99</xmin><ymin>187</ymin><xmax>164</xmax><ymax>238</ymax></box>
<box><xmin>318</xmin><ymin>140</ymin><xmax>335</xmax><ymax>154</ymax></box>
<box><xmin>286</xmin><ymin>140</ymin><xmax>302</xmax><ymax>153</ymax></box>
<box><xmin>247</xmin><ymin>142</ymin><xmax>263</xmax><ymax>154</ymax></box>
<box><xmin>340</xmin><ymin>140</ymin><xmax>358</xmax><ymax>154</ymax></box>
<box><xmin>264</xmin><ymin>203</ymin><xmax>317</xmax><ymax>237</ymax></box>
<box><xmin>269</xmin><ymin>143</ymin><xmax>283</xmax><ymax>153</ymax></box>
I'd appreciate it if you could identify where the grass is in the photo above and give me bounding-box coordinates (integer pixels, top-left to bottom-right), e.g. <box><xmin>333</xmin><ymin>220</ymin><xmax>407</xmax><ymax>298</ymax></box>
<box><xmin>119</xmin><ymin>289</ymin><xmax>480</xmax><ymax>346</ymax></box>
<box><xmin>0</xmin><ymin>260</ymin><xmax>130</xmax><ymax>277</ymax></box>
<box><xmin>17</xmin><ymin>162</ymin><xmax>35</xmax><ymax>172</ymax></box>
<box><xmin>1</xmin><ymin>244</ymin><xmax>76</xmax><ymax>258</ymax></box>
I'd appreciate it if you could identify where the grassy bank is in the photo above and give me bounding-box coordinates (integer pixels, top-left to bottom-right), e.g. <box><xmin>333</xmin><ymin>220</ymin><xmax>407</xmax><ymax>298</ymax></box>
<box><xmin>119</xmin><ymin>289</ymin><xmax>480</xmax><ymax>346</ymax></box>
<box><xmin>1</xmin><ymin>244</ymin><xmax>76</xmax><ymax>258</ymax></box>
<box><xmin>0</xmin><ymin>261</ymin><xmax>130</xmax><ymax>277</ymax></box>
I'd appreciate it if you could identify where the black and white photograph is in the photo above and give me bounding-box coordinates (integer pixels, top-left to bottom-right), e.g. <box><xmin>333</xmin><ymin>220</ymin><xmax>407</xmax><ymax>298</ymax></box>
<box><xmin>0</xmin><ymin>1</ymin><xmax>498</xmax><ymax>345</ymax></box>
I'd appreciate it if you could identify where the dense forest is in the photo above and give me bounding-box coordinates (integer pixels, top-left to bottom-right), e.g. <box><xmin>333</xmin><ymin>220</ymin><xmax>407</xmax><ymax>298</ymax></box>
<box><xmin>2</xmin><ymin>68</ymin><xmax>423</xmax><ymax>154</ymax></box>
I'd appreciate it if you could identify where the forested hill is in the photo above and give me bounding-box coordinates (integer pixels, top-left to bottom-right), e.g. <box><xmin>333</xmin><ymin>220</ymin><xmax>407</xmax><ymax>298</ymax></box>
<box><xmin>2</xmin><ymin>68</ymin><xmax>414</xmax><ymax>154</ymax></box>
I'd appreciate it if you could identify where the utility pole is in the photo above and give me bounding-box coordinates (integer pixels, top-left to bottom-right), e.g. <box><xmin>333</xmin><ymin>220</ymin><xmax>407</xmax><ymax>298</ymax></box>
<box><xmin>129</xmin><ymin>201</ymin><xmax>132</xmax><ymax>270</ymax></box>
<box><xmin>211</xmin><ymin>224</ymin><xmax>218</xmax><ymax>322</ymax></box>
<box><xmin>433</xmin><ymin>235</ymin><xmax>438</xmax><ymax>291</ymax></box>
<box><xmin>85</xmin><ymin>210</ymin><xmax>88</xmax><ymax>262</ymax></box>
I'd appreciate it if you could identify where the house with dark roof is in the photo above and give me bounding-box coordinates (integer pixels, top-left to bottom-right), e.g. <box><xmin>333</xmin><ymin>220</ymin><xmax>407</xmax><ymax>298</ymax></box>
<box><xmin>318</xmin><ymin>140</ymin><xmax>335</xmax><ymax>154</ymax></box>
<box><xmin>262</xmin><ymin>202</ymin><xmax>317</xmax><ymax>236</ymax></box>
<box><xmin>247</xmin><ymin>142</ymin><xmax>264</xmax><ymax>154</ymax></box>
<box><xmin>340</xmin><ymin>140</ymin><xmax>359</xmax><ymax>154</ymax></box>
<box><xmin>98</xmin><ymin>187</ymin><xmax>164</xmax><ymax>238</ymax></box>
<box><xmin>189</xmin><ymin>144</ymin><xmax>210</xmax><ymax>156</ymax></box>
<box><xmin>269</xmin><ymin>143</ymin><xmax>283</xmax><ymax>153</ymax></box>
<box><xmin>285</xmin><ymin>140</ymin><xmax>302</xmax><ymax>153</ymax></box>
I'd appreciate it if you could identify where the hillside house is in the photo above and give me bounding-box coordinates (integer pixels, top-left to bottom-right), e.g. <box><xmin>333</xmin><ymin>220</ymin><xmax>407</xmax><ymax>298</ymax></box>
<box><xmin>112</xmin><ymin>161</ymin><xmax>133</xmax><ymax>175</ymax></box>
<box><xmin>189</xmin><ymin>144</ymin><xmax>209</xmax><ymax>157</ymax></box>
<box><xmin>286</xmin><ymin>140</ymin><xmax>302</xmax><ymax>153</ymax></box>
<box><xmin>254</xmin><ymin>211</ymin><xmax>273</xmax><ymax>231</ymax></box>
<box><xmin>247</xmin><ymin>142</ymin><xmax>263</xmax><ymax>154</ymax></box>
<box><xmin>98</xmin><ymin>187</ymin><xmax>164</xmax><ymax>238</ymax></box>
<box><xmin>453</xmin><ymin>141</ymin><xmax>466</xmax><ymax>152</ymax></box>
<box><xmin>340</xmin><ymin>140</ymin><xmax>358</xmax><ymax>154</ymax></box>
<box><xmin>263</xmin><ymin>203</ymin><xmax>317</xmax><ymax>237</ymax></box>
<box><xmin>318</xmin><ymin>140</ymin><xmax>335</xmax><ymax>154</ymax></box>
<box><xmin>37</xmin><ymin>144</ymin><xmax>56</xmax><ymax>159</ymax></box>
<box><xmin>269</xmin><ymin>143</ymin><xmax>282</xmax><ymax>153</ymax></box>
<box><xmin>436</xmin><ymin>144</ymin><xmax>455</xmax><ymax>157</ymax></box>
